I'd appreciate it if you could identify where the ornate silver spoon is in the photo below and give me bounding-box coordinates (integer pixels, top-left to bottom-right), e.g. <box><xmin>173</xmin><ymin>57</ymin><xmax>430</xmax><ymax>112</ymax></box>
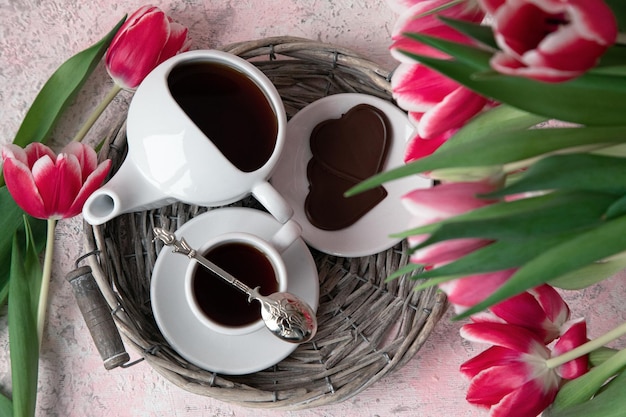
<box><xmin>153</xmin><ymin>227</ymin><xmax>317</xmax><ymax>344</ymax></box>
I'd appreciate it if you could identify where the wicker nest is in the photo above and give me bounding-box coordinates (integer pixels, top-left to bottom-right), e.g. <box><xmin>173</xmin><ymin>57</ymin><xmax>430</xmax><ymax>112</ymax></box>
<box><xmin>82</xmin><ymin>36</ymin><xmax>447</xmax><ymax>409</ymax></box>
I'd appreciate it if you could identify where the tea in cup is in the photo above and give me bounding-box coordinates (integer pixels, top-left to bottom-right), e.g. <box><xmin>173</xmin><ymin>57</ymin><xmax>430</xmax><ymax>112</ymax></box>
<box><xmin>83</xmin><ymin>50</ymin><xmax>291</xmax><ymax>225</ymax></box>
<box><xmin>185</xmin><ymin>219</ymin><xmax>301</xmax><ymax>336</ymax></box>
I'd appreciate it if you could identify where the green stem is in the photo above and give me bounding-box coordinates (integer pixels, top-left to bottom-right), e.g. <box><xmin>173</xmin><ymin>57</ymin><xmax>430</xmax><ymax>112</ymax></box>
<box><xmin>36</xmin><ymin>218</ymin><xmax>57</xmax><ymax>348</ymax></box>
<box><xmin>546</xmin><ymin>321</ymin><xmax>626</xmax><ymax>369</ymax></box>
<box><xmin>71</xmin><ymin>83</ymin><xmax>122</xmax><ymax>143</ymax></box>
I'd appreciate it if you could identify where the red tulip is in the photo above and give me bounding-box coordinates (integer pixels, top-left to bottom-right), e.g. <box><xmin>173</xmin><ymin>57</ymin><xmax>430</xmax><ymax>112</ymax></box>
<box><xmin>2</xmin><ymin>142</ymin><xmax>111</xmax><ymax>219</ymax></box>
<box><xmin>479</xmin><ymin>0</ymin><xmax>618</xmax><ymax>82</ymax></box>
<box><xmin>404</xmin><ymin>128</ymin><xmax>455</xmax><ymax>163</ymax></box>
<box><xmin>105</xmin><ymin>5</ymin><xmax>191</xmax><ymax>90</ymax></box>
<box><xmin>439</xmin><ymin>269</ymin><xmax>516</xmax><ymax>314</ymax></box>
<box><xmin>472</xmin><ymin>284</ymin><xmax>571</xmax><ymax>343</ymax></box>
<box><xmin>390</xmin><ymin>0</ymin><xmax>485</xmax><ymax>61</ymax></box>
<box><xmin>402</xmin><ymin>179</ymin><xmax>502</xmax><ymax>266</ymax></box>
<box><xmin>392</xmin><ymin>63</ymin><xmax>489</xmax><ymax>141</ymax></box>
<box><xmin>388</xmin><ymin>0</ymin><xmax>490</xmax><ymax>157</ymax></box>
<box><xmin>552</xmin><ymin>319</ymin><xmax>589</xmax><ymax>380</ymax></box>
<box><xmin>460</xmin><ymin>321</ymin><xmax>588</xmax><ymax>417</ymax></box>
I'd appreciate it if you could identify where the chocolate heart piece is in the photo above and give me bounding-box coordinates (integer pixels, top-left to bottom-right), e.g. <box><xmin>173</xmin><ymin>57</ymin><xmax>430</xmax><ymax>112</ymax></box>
<box><xmin>305</xmin><ymin>160</ymin><xmax>387</xmax><ymax>231</ymax></box>
<box><xmin>310</xmin><ymin>104</ymin><xmax>391</xmax><ymax>180</ymax></box>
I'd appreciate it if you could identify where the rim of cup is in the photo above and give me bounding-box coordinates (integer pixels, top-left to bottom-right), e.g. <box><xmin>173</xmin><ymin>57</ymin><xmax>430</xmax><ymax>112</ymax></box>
<box><xmin>184</xmin><ymin>232</ymin><xmax>288</xmax><ymax>336</ymax></box>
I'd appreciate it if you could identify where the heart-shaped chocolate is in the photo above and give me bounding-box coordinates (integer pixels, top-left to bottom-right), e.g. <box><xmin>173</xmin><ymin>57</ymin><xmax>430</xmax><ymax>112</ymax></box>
<box><xmin>305</xmin><ymin>160</ymin><xmax>387</xmax><ymax>231</ymax></box>
<box><xmin>305</xmin><ymin>103</ymin><xmax>391</xmax><ymax>231</ymax></box>
<box><xmin>310</xmin><ymin>104</ymin><xmax>391</xmax><ymax>180</ymax></box>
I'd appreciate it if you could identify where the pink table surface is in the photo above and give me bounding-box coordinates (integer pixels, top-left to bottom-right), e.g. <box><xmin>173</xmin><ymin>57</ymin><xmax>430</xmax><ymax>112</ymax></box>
<box><xmin>1</xmin><ymin>1</ymin><xmax>625</xmax><ymax>416</ymax></box>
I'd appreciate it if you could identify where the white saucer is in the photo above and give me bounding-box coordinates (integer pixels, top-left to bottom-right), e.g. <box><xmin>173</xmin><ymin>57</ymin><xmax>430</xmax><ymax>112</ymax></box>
<box><xmin>150</xmin><ymin>207</ymin><xmax>319</xmax><ymax>375</ymax></box>
<box><xmin>271</xmin><ymin>93</ymin><xmax>432</xmax><ymax>257</ymax></box>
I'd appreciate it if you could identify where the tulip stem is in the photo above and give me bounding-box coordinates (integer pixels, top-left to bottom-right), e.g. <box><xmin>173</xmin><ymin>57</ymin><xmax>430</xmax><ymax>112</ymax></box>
<box><xmin>546</xmin><ymin>321</ymin><xmax>626</xmax><ymax>369</ymax></box>
<box><xmin>71</xmin><ymin>84</ymin><xmax>122</xmax><ymax>143</ymax></box>
<box><xmin>36</xmin><ymin>218</ymin><xmax>57</xmax><ymax>349</ymax></box>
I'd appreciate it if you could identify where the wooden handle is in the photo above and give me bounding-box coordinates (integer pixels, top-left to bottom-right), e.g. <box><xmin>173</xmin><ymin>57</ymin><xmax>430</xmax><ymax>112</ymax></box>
<box><xmin>66</xmin><ymin>266</ymin><xmax>130</xmax><ymax>370</ymax></box>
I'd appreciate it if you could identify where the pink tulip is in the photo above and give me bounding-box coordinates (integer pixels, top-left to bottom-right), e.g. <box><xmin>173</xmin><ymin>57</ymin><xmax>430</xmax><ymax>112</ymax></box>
<box><xmin>472</xmin><ymin>284</ymin><xmax>571</xmax><ymax>343</ymax></box>
<box><xmin>2</xmin><ymin>142</ymin><xmax>111</xmax><ymax>220</ymax></box>
<box><xmin>479</xmin><ymin>0</ymin><xmax>618</xmax><ymax>82</ymax></box>
<box><xmin>392</xmin><ymin>63</ymin><xmax>490</xmax><ymax>140</ymax></box>
<box><xmin>391</xmin><ymin>63</ymin><xmax>461</xmax><ymax>113</ymax></box>
<box><xmin>388</xmin><ymin>0</ymin><xmax>490</xmax><ymax>156</ymax></box>
<box><xmin>460</xmin><ymin>321</ymin><xmax>588</xmax><ymax>417</ymax></box>
<box><xmin>439</xmin><ymin>269</ymin><xmax>516</xmax><ymax>313</ymax></box>
<box><xmin>404</xmin><ymin>128</ymin><xmax>455</xmax><ymax>163</ymax></box>
<box><xmin>390</xmin><ymin>0</ymin><xmax>485</xmax><ymax>61</ymax></box>
<box><xmin>553</xmin><ymin>319</ymin><xmax>588</xmax><ymax>379</ymax></box>
<box><xmin>105</xmin><ymin>5</ymin><xmax>191</xmax><ymax>90</ymax></box>
<box><xmin>402</xmin><ymin>179</ymin><xmax>501</xmax><ymax>224</ymax></box>
<box><xmin>402</xmin><ymin>178</ymin><xmax>502</xmax><ymax>266</ymax></box>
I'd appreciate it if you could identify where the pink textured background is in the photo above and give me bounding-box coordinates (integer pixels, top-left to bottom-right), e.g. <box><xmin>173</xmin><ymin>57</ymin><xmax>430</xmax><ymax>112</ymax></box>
<box><xmin>1</xmin><ymin>1</ymin><xmax>625</xmax><ymax>416</ymax></box>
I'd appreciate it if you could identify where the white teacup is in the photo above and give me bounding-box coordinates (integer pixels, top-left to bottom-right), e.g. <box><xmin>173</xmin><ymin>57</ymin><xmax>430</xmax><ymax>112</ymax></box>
<box><xmin>185</xmin><ymin>219</ymin><xmax>301</xmax><ymax>336</ymax></box>
<box><xmin>83</xmin><ymin>50</ymin><xmax>291</xmax><ymax>225</ymax></box>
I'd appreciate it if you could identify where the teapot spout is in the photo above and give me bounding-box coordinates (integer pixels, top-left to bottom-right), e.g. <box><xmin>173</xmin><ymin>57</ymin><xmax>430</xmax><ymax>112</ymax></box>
<box><xmin>82</xmin><ymin>190</ymin><xmax>121</xmax><ymax>225</ymax></box>
<box><xmin>82</xmin><ymin>161</ymin><xmax>174</xmax><ymax>225</ymax></box>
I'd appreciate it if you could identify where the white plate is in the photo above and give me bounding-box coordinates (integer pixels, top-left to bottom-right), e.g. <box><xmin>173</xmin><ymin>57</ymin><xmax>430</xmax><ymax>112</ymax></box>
<box><xmin>150</xmin><ymin>207</ymin><xmax>319</xmax><ymax>375</ymax></box>
<box><xmin>272</xmin><ymin>93</ymin><xmax>432</xmax><ymax>257</ymax></box>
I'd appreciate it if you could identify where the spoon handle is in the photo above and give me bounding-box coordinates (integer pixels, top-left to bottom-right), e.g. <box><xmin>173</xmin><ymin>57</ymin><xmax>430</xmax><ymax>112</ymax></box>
<box><xmin>153</xmin><ymin>227</ymin><xmax>255</xmax><ymax>299</ymax></box>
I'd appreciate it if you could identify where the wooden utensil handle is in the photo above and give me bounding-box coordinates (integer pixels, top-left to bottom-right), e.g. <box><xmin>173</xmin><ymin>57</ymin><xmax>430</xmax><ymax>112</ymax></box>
<box><xmin>66</xmin><ymin>266</ymin><xmax>130</xmax><ymax>370</ymax></box>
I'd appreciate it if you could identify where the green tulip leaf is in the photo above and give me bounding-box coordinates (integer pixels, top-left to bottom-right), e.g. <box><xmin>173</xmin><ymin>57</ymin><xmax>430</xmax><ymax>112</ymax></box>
<box><xmin>437</xmin><ymin>16</ymin><xmax>497</xmax><ymax>49</ymax></box>
<box><xmin>392</xmin><ymin>190</ymin><xmax>596</xmax><ymax>238</ymax></box>
<box><xmin>456</xmin><ymin>214</ymin><xmax>626</xmax><ymax>319</ymax></box>
<box><xmin>8</xmin><ymin>219</ymin><xmax>41</xmax><ymax>417</ymax></box>
<box><xmin>414</xmin><ymin>232</ymin><xmax>579</xmax><ymax>281</ymax></box>
<box><xmin>0</xmin><ymin>394</ymin><xmax>11</xmax><ymax>417</ymax></box>
<box><xmin>604</xmin><ymin>194</ymin><xmax>626</xmax><ymax>220</ymax></box>
<box><xmin>348</xmin><ymin>125</ymin><xmax>626</xmax><ymax>195</ymax></box>
<box><xmin>549</xmin><ymin>256</ymin><xmax>626</xmax><ymax>290</ymax></box>
<box><xmin>486</xmin><ymin>154</ymin><xmax>626</xmax><ymax>197</ymax></box>
<box><xmin>589</xmin><ymin>347</ymin><xmax>618</xmax><ymax>367</ymax></box>
<box><xmin>589</xmin><ymin>65</ymin><xmax>626</xmax><ymax>77</ymax></box>
<box><xmin>594</xmin><ymin>45</ymin><xmax>626</xmax><ymax>69</ymax></box>
<box><xmin>544</xmin><ymin>369</ymin><xmax>626</xmax><ymax>417</ymax></box>
<box><xmin>385</xmin><ymin>262</ymin><xmax>424</xmax><ymax>283</ymax></box>
<box><xmin>437</xmin><ymin>104</ymin><xmax>547</xmax><ymax>152</ymax></box>
<box><xmin>0</xmin><ymin>187</ymin><xmax>46</xmax><ymax>307</ymax></box>
<box><xmin>399</xmin><ymin>33</ymin><xmax>626</xmax><ymax>126</ymax></box>
<box><xmin>412</xmin><ymin>274</ymin><xmax>463</xmax><ymax>289</ymax></box>
<box><xmin>395</xmin><ymin>192</ymin><xmax>605</xmax><ymax>281</ymax></box>
<box><xmin>428</xmin><ymin>166</ymin><xmax>503</xmax><ymax>182</ymax></box>
<box><xmin>605</xmin><ymin>0</ymin><xmax>626</xmax><ymax>31</ymax></box>
<box><xmin>580</xmin><ymin>33</ymin><xmax>626</xmax><ymax>69</ymax></box>
<box><xmin>548</xmin><ymin>347</ymin><xmax>626</xmax><ymax>412</ymax></box>
<box><xmin>413</xmin><ymin>191</ymin><xmax>615</xmax><ymax>247</ymax></box>
<box><xmin>9</xmin><ymin>16</ymin><xmax>125</xmax><ymax>151</ymax></box>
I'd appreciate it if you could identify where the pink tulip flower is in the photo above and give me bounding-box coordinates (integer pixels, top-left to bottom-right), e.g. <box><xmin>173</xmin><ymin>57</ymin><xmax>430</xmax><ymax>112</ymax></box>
<box><xmin>552</xmin><ymin>319</ymin><xmax>589</xmax><ymax>380</ymax></box>
<box><xmin>390</xmin><ymin>0</ymin><xmax>485</xmax><ymax>61</ymax></box>
<box><xmin>402</xmin><ymin>179</ymin><xmax>501</xmax><ymax>224</ymax></box>
<box><xmin>391</xmin><ymin>63</ymin><xmax>489</xmax><ymax>141</ymax></box>
<box><xmin>2</xmin><ymin>142</ymin><xmax>111</xmax><ymax>220</ymax></box>
<box><xmin>388</xmin><ymin>0</ymin><xmax>490</xmax><ymax>157</ymax></box>
<box><xmin>472</xmin><ymin>284</ymin><xmax>571</xmax><ymax>343</ymax></box>
<box><xmin>404</xmin><ymin>128</ymin><xmax>455</xmax><ymax>162</ymax></box>
<box><xmin>402</xmin><ymin>178</ymin><xmax>502</xmax><ymax>266</ymax></box>
<box><xmin>439</xmin><ymin>269</ymin><xmax>516</xmax><ymax>314</ymax></box>
<box><xmin>460</xmin><ymin>321</ymin><xmax>588</xmax><ymax>417</ymax></box>
<box><xmin>105</xmin><ymin>5</ymin><xmax>191</xmax><ymax>90</ymax></box>
<box><xmin>479</xmin><ymin>0</ymin><xmax>618</xmax><ymax>82</ymax></box>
